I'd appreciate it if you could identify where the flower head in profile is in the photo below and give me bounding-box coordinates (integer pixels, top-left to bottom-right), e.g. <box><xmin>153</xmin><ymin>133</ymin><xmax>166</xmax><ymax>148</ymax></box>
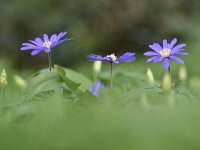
<box><xmin>90</xmin><ymin>81</ymin><xmax>104</xmax><ymax>97</ymax></box>
<box><xmin>144</xmin><ymin>38</ymin><xmax>188</xmax><ymax>70</ymax></box>
<box><xmin>88</xmin><ymin>52</ymin><xmax>136</xmax><ymax>64</ymax></box>
<box><xmin>88</xmin><ymin>52</ymin><xmax>136</xmax><ymax>89</ymax></box>
<box><xmin>20</xmin><ymin>32</ymin><xmax>74</xmax><ymax>55</ymax></box>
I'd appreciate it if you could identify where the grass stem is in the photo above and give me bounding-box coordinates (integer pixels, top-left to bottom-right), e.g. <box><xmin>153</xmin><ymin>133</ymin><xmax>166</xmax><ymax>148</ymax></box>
<box><xmin>110</xmin><ymin>63</ymin><xmax>113</xmax><ymax>90</ymax></box>
<box><xmin>48</xmin><ymin>52</ymin><xmax>52</xmax><ymax>71</ymax></box>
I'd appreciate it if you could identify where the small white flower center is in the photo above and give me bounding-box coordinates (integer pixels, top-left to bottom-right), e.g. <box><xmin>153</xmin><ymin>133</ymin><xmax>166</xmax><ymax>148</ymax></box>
<box><xmin>160</xmin><ymin>48</ymin><xmax>171</xmax><ymax>57</ymax></box>
<box><xmin>107</xmin><ymin>54</ymin><xmax>117</xmax><ymax>61</ymax></box>
<box><xmin>43</xmin><ymin>41</ymin><xmax>52</xmax><ymax>49</ymax></box>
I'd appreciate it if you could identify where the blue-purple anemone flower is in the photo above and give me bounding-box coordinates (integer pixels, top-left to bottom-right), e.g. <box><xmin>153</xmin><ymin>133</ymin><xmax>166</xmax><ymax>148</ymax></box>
<box><xmin>20</xmin><ymin>32</ymin><xmax>73</xmax><ymax>55</ymax></box>
<box><xmin>90</xmin><ymin>81</ymin><xmax>104</xmax><ymax>97</ymax></box>
<box><xmin>144</xmin><ymin>38</ymin><xmax>188</xmax><ymax>71</ymax></box>
<box><xmin>88</xmin><ymin>52</ymin><xmax>136</xmax><ymax>89</ymax></box>
<box><xmin>88</xmin><ymin>52</ymin><xmax>136</xmax><ymax>64</ymax></box>
<box><xmin>20</xmin><ymin>32</ymin><xmax>74</xmax><ymax>71</ymax></box>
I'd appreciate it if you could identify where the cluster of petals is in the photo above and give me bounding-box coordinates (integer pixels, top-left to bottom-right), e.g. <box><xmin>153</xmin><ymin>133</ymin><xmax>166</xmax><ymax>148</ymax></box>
<box><xmin>88</xmin><ymin>52</ymin><xmax>136</xmax><ymax>64</ymax></box>
<box><xmin>20</xmin><ymin>32</ymin><xmax>73</xmax><ymax>55</ymax></box>
<box><xmin>144</xmin><ymin>38</ymin><xmax>188</xmax><ymax>70</ymax></box>
<box><xmin>90</xmin><ymin>81</ymin><xmax>104</xmax><ymax>97</ymax></box>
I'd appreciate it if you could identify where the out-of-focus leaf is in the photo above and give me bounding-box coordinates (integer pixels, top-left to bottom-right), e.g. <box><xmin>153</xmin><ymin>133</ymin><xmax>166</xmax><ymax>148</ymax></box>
<box><xmin>25</xmin><ymin>71</ymin><xmax>64</xmax><ymax>98</ymax></box>
<box><xmin>54</xmin><ymin>65</ymin><xmax>81</xmax><ymax>91</ymax></box>
<box><xmin>55</xmin><ymin>65</ymin><xmax>92</xmax><ymax>92</ymax></box>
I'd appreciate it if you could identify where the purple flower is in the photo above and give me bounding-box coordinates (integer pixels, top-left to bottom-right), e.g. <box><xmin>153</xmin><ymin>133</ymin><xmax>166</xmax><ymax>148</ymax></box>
<box><xmin>90</xmin><ymin>81</ymin><xmax>104</xmax><ymax>97</ymax></box>
<box><xmin>144</xmin><ymin>38</ymin><xmax>188</xmax><ymax>70</ymax></box>
<box><xmin>20</xmin><ymin>32</ymin><xmax>74</xmax><ymax>55</ymax></box>
<box><xmin>88</xmin><ymin>52</ymin><xmax>136</xmax><ymax>64</ymax></box>
<box><xmin>88</xmin><ymin>52</ymin><xmax>136</xmax><ymax>89</ymax></box>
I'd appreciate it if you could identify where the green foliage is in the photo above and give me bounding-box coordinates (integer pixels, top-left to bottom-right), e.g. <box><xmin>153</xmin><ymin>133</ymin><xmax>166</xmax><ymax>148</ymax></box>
<box><xmin>1</xmin><ymin>63</ymin><xmax>200</xmax><ymax>150</ymax></box>
<box><xmin>25</xmin><ymin>65</ymin><xmax>92</xmax><ymax>101</ymax></box>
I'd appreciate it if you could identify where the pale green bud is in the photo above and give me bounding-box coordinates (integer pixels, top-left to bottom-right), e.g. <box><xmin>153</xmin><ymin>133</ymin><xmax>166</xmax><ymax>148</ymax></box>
<box><xmin>14</xmin><ymin>75</ymin><xmax>27</xmax><ymax>88</ymax></box>
<box><xmin>162</xmin><ymin>73</ymin><xmax>172</xmax><ymax>92</ymax></box>
<box><xmin>0</xmin><ymin>69</ymin><xmax>7</xmax><ymax>87</ymax></box>
<box><xmin>93</xmin><ymin>61</ymin><xmax>102</xmax><ymax>74</ymax></box>
<box><xmin>178</xmin><ymin>66</ymin><xmax>187</xmax><ymax>81</ymax></box>
<box><xmin>146</xmin><ymin>68</ymin><xmax>155</xmax><ymax>86</ymax></box>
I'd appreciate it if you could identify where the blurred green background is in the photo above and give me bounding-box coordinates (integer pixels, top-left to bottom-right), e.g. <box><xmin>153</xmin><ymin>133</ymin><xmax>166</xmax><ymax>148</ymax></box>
<box><xmin>1</xmin><ymin>1</ymin><xmax>200</xmax><ymax>150</ymax></box>
<box><xmin>1</xmin><ymin>0</ymin><xmax>200</xmax><ymax>70</ymax></box>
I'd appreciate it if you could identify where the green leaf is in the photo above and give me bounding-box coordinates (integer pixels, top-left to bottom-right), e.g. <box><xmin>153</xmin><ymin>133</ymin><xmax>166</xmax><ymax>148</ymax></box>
<box><xmin>54</xmin><ymin>65</ymin><xmax>81</xmax><ymax>91</ymax></box>
<box><xmin>25</xmin><ymin>71</ymin><xmax>64</xmax><ymax>98</ymax></box>
<box><xmin>54</xmin><ymin>65</ymin><xmax>92</xmax><ymax>92</ymax></box>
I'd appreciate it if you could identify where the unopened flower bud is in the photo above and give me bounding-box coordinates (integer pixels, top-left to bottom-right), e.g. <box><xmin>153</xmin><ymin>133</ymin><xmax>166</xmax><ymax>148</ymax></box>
<box><xmin>0</xmin><ymin>69</ymin><xmax>7</xmax><ymax>87</ymax></box>
<box><xmin>14</xmin><ymin>75</ymin><xmax>27</xmax><ymax>88</ymax></box>
<box><xmin>179</xmin><ymin>66</ymin><xmax>187</xmax><ymax>81</ymax></box>
<box><xmin>93</xmin><ymin>61</ymin><xmax>102</xmax><ymax>74</ymax></box>
<box><xmin>146</xmin><ymin>68</ymin><xmax>155</xmax><ymax>86</ymax></box>
<box><xmin>162</xmin><ymin>73</ymin><xmax>172</xmax><ymax>92</ymax></box>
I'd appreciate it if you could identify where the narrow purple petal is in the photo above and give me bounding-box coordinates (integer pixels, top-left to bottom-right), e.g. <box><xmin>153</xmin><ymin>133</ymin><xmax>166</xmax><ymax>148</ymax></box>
<box><xmin>22</xmin><ymin>43</ymin><xmax>36</xmax><ymax>47</ymax></box>
<box><xmin>163</xmin><ymin>58</ymin><xmax>170</xmax><ymax>70</ymax></box>
<box><xmin>146</xmin><ymin>56</ymin><xmax>158</xmax><ymax>62</ymax></box>
<box><xmin>112</xmin><ymin>60</ymin><xmax>120</xmax><ymax>64</ymax></box>
<box><xmin>169</xmin><ymin>56</ymin><xmax>184</xmax><ymax>64</ymax></box>
<box><xmin>149</xmin><ymin>44</ymin><xmax>162</xmax><ymax>53</ymax></box>
<box><xmin>50</xmin><ymin>34</ymin><xmax>57</xmax><ymax>42</ymax></box>
<box><xmin>174</xmin><ymin>52</ymin><xmax>189</xmax><ymax>56</ymax></box>
<box><xmin>43</xmin><ymin>34</ymin><xmax>49</xmax><ymax>42</ymax></box>
<box><xmin>20</xmin><ymin>46</ymin><xmax>38</xmax><ymax>50</ymax></box>
<box><xmin>169</xmin><ymin>38</ymin><xmax>177</xmax><ymax>49</ymax></box>
<box><xmin>153</xmin><ymin>43</ymin><xmax>163</xmax><ymax>50</ymax></box>
<box><xmin>88</xmin><ymin>54</ymin><xmax>104</xmax><ymax>62</ymax></box>
<box><xmin>54</xmin><ymin>32</ymin><xmax>67</xmax><ymax>43</ymax></box>
<box><xmin>31</xmin><ymin>49</ymin><xmax>42</xmax><ymax>55</ymax></box>
<box><xmin>171</xmin><ymin>49</ymin><xmax>185</xmax><ymax>55</ymax></box>
<box><xmin>102</xmin><ymin>57</ymin><xmax>113</xmax><ymax>63</ymax></box>
<box><xmin>172</xmin><ymin>44</ymin><xmax>186</xmax><ymax>53</ymax></box>
<box><xmin>51</xmin><ymin>38</ymin><xmax>74</xmax><ymax>48</ymax></box>
<box><xmin>29</xmin><ymin>40</ymin><xmax>39</xmax><ymax>46</ymax></box>
<box><xmin>163</xmin><ymin>39</ymin><xmax>168</xmax><ymax>48</ymax></box>
<box><xmin>144</xmin><ymin>51</ymin><xmax>159</xmax><ymax>56</ymax></box>
<box><xmin>43</xmin><ymin>48</ymin><xmax>51</xmax><ymax>53</ymax></box>
<box><xmin>117</xmin><ymin>52</ymin><xmax>136</xmax><ymax>63</ymax></box>
<box><xmin>153</xmin><ymin>56</ymin><xmax>164</xmax><ymax>63</ymax></box>
<box><xmin>90</xmin><ymin>81</ymin><xmax>104</xmax><ymax>97</ymax></box>
<box><xmin>34</xmin><ymin>38</ymin><xmax>44</xmax><ymax>46</ymax></box>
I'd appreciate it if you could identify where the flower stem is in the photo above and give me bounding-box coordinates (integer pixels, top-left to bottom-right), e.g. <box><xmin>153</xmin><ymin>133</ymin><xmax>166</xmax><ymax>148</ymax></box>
<box><xmin>110</xmin><ymin>63</ymin><xmax>113</xmax><ymax>90</ymax></box>
<box><xmin>48</xmin><ymin>52</ymin><xmax>52</xmax><ymax>71</ymax></box>
<box><xmin>168</xmin><ymin>66</ymin><xmax>171</xmax><ymax>79</ymax></box>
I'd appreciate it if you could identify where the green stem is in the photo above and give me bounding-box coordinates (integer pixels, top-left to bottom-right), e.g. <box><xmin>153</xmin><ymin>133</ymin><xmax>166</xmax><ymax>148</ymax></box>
<box><xmin>110</xmin><ymin>63</ymin><xmax>113</xmax><ymax>90</ymax></box>
<box><xmin>48</xmin><ymin>52</ymin><xmax>52</xmax><ymax>71</ymax></box>
<box><xmin>168</xmin><ymin>66</ymin><xmax>171</xmax><ymax>79</ymax></box>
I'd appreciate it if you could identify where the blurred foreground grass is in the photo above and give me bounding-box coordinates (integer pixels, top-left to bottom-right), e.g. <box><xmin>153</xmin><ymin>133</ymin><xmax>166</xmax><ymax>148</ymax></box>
<box><xmin>1</xmin><ymin>98</ymin><xmax>200</xmax><ymax>150</ymax></box>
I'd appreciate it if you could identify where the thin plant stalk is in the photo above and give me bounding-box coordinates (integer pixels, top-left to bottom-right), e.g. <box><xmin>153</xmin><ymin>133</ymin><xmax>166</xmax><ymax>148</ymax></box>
<box><xmin>48</xmin><ymin>51</ymin><xmax>52</xmax><ymax>71</ymax></box>
<box><xmin>168</xmin><ymin>66</ymin><xmax>171</xmax><ymax>79</ymax></box>
<box><xmin>110</xmin><ymin>63</ymin><xmax>113</xmax><ymax>90</ymax></box>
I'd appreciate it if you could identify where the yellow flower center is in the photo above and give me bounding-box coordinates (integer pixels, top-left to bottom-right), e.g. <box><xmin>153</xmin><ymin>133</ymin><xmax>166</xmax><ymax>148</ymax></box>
<box><xmin>107</xmin><ymin>54</ymin><xmax>117</xmax><ymax>61</ymax></box>
<box><xmin>43</xmin><ymin>41</ymin><xmax>52</xmax><ymax>49</ymax></box>
<box><xmin>160</xmin><ymin>48</ymin><xmax>171</xmax><ymax>57</ymax></box>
